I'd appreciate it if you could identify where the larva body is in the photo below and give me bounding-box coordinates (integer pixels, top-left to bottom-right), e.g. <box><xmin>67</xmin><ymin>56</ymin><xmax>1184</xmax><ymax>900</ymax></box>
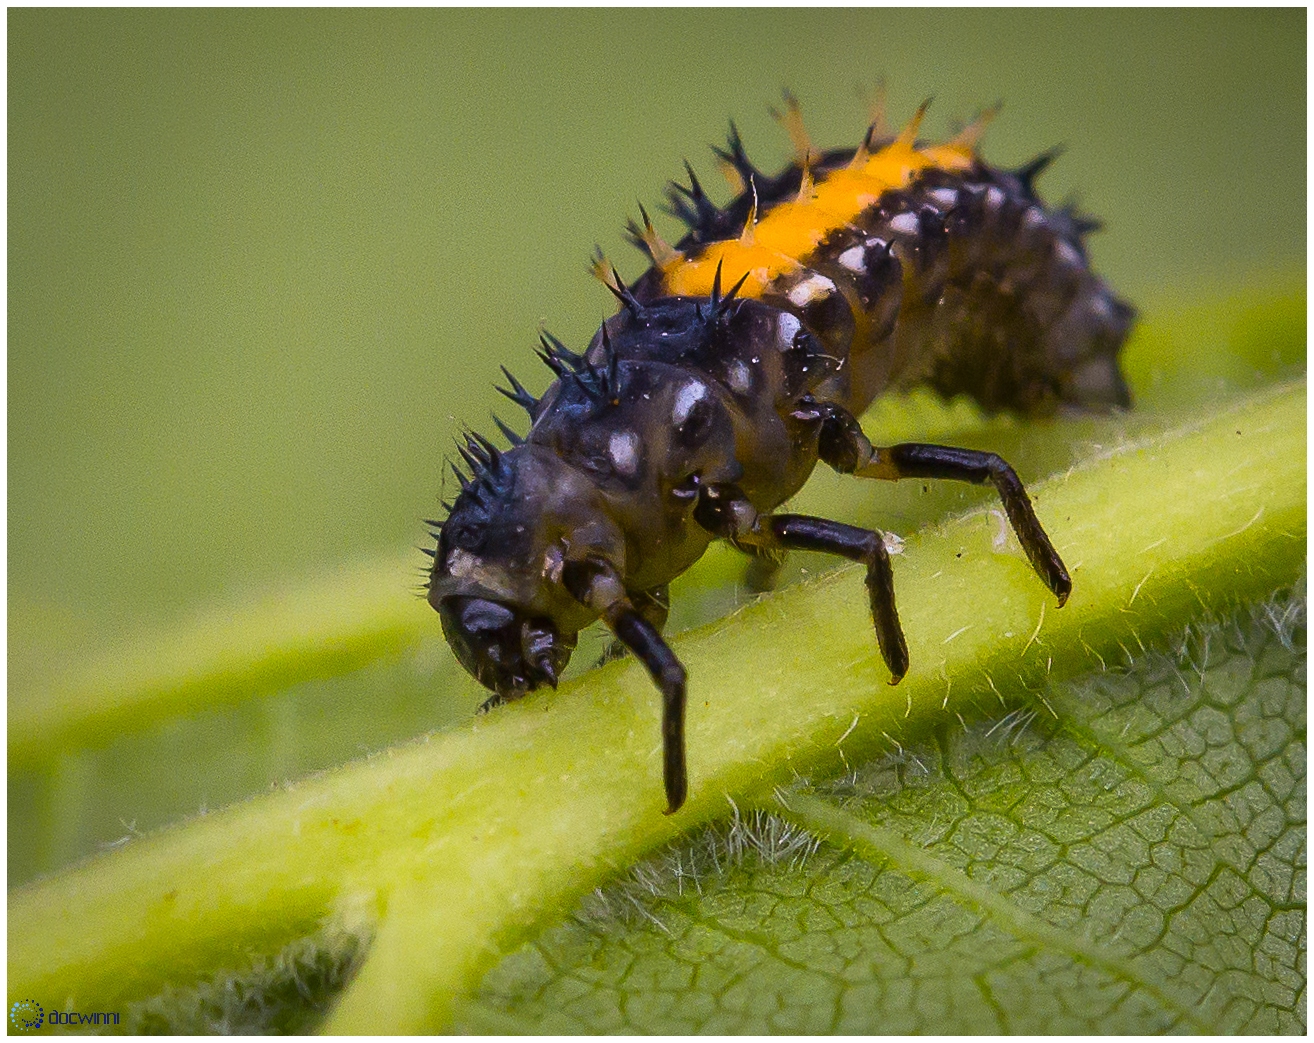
<box><xmin>427</xmin><ymin>96</ymin><xmax>1132</xmax><ymax>812</ymax></box>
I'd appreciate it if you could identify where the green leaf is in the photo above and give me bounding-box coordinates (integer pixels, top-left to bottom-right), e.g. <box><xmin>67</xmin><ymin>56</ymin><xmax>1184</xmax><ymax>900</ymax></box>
<box><xmin>459</xmin><ymin>593</ymin><xmax>1305</xmax><ymax>1033</ymax></box>
<box><xmin>7</xmin><ymin>378</ymin><xmax>1305</xmax><ymax>1033</ymax></box>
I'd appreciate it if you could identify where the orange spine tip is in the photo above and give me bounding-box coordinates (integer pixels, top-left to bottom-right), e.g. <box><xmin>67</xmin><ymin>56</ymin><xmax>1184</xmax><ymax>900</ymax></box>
<box><xmin>651</xmin><ymin>241</ymin><xmax>683</xmax><ymax>272</ymax></box>
<box><xmin>739</xmin><ymin>178</ymin><xmax>759</xmax><ymax>246</ymax></box>
<box><xmin>949</xmin><ymin>101</ymin><xmax>1001</xmax><ymax>151</ymax></box>
<box><xmin>639</xmin><ymin>206</ymin><xmax>683</xmax><ymax>270</ymax></box>
<box><xmin>718</xmin><ymin>159</ymin><xmax>746</xmax><ymax>196</ymax></box>
<box><xmin>861</xmin><ymin>78</ymin><xmax>892</xmax><ymax>139</ymax></box>
<box><xmin>796</xmin><ymin>151</ymin><xmax>815</xmax><ymax>203</ymax></box>
<box><xmin>770</xmin><ymin>89</ymin><xmax>813</xmax><ymax>164</ymax></box>
<box><xmin>590</xmin><ymin>250</ymin><xmax>615</xmax><ymax>288</ymax></box>
<box><xmin>849</xmin><ymin>123</ymin><xmax>876</xmax><ymax>169</ymax></box>
<box><xmin>896</xmin><ymin>97</ymin><xmax>933</xmax><ymax>148</ymax></box>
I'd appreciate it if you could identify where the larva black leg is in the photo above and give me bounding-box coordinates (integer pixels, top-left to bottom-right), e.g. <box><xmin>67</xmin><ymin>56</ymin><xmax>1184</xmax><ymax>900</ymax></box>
<box><xmin>563</xmin><ymin>560</ymin><xmax>688</xmax><ymax>813</ymax></box>
<box><xmin>612</xmin><ymin>609</ymin><xmax>687</xmax><ymax>814</ymax></box>
<box><xmin>769</xmin><ymin>515</ymin><xmax>909</xmax><ymax>684</ymax></box>
<box><xmin>860</xmin><ymin>444</ymin><xmax>1071</xmax><ymax>605</ymax></box>
<box><xmin>599</xmin><ymin>585</ymin><xmax>670</xmax><ymax>664</ymax></box>
<box><xmin>807</xmin><ymin>399</ymin><xmax>1071</xmax><ymax>606</ymax></box>
<box><xmin>695</xmin><ymin>486</ymin><xmax>909</xmax><ymax>683</ymax></box>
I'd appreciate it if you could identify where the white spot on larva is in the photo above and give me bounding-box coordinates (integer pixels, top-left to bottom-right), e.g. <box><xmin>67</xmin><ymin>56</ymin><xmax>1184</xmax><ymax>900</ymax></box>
<box><xmin>786</xmin><ymin>272</ymin><xmax>836</xmax><ymax>307</ymax></box>
<box><xmin>882</xmin><ymin>531</ymin><xmax>905</xmax><ymax>556</ymax></box>
<box><xmin>1023</xmin><ymin>206</ymin><xmax>1046</xmax><ymax>229</ymax></box>
<box><xmin>609</xmin><ymin>429</ymin><xmax>640</xmax><ymax>477</ymax></box>
<box><xmin>888</xmin><ymin>211</ymin><xmax>920</xmax><ymax>235</ymax></box>
<box><xmin>726</xmin><ymin>360</ymin><xmax>752</xmax><ymax>394</ymax></box>
<box><xmin>1054</xmin><ymin>240</ymin><xmax>1083</xmax><ymax>268</ymax></box>
<box><xmin>1090</xmin><ymin>294</ymin><xmax>1113</xmax><ymax>319</ymax></box>
<box><xmin>838</xmin><ymin>245</ymin><xmax>866</xmax><ymax>272</ymax></box>
<box><xmin>928</xmin><ymin>187</ymin><xmax>958</xmax><ymax>209</ymax></box>
<box><xmin>543</xmin><ymin>541</ymin><xmax>565</xmax><ymax>580</ymax></box>
<box><xmin>776</xmin><ymin>311</ymin><xmax>801</xmax><ymax>347</ymax></box>
<box><xmin>985</xmin><ymin>186</ymin><xmax>1005</xmax><ymax>210</ymax></box>
<box><xmin>540</xmin><ymin>544</ymin><xmax>564</xmax><ymax>583</ymax></box>
<box><xmin>446</xmin><ymin>548</ymin><xmax>482</xmax><ymax>578</ymax></box>
<box><xmin>671</xmin><ymin>380</ymin><xmax>708</xmax><ymax>427</ymax></box>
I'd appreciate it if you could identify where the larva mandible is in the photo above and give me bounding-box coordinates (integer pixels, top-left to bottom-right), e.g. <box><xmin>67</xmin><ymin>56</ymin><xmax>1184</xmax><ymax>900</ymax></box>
<box><xmin>424</xmin><ymin>92</ymin><xmax>1133</xmax><ymax>813</ymax></box>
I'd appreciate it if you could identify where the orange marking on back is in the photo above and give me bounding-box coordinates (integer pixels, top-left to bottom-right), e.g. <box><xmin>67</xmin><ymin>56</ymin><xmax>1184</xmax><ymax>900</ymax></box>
<box><xmin>662</xmin><ymin>128</ymin><xmax>976</xmax><ymax>299</ymax></box>
<box><xmin>919</xmin><ymin>141</ymin><xmax>976</xmax><ymax>170</ymax></box>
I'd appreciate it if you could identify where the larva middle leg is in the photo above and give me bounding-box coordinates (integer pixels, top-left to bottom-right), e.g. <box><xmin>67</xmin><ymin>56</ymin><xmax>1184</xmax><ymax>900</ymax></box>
<box><xmin>693</xmin><ymin>485</ymin><xmax>910</xmax><ymax>684</ymax></box>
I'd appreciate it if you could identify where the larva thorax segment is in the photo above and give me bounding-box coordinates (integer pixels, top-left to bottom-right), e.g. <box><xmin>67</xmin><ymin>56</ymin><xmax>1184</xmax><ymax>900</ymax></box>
<box><xmin>428</xmin><ymin>287</ymin><xmax>838</xmax><ymax>703</ymax></box>
<box><xmin>577</xmin><ymin>291</ymin><xmax>842</xmax><ymax>511</ymax></box>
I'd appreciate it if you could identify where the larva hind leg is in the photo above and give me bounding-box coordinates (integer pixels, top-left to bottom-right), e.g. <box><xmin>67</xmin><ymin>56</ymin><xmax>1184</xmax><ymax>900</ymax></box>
<box><xmin>808</xmin><ymin>399</ymin><xmax>1071</xmax><ymax>605</ymax></box>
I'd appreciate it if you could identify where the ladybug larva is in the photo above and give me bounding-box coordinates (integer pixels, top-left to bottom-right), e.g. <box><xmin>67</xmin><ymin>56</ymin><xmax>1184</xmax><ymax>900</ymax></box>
<box><xmin>425</xmin><ymin>92</ymin><xmax>1132</xmax><ymax>813</ymax></box>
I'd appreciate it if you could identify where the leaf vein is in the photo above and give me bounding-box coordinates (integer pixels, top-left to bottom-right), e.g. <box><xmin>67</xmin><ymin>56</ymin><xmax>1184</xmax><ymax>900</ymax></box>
<box><xmin>773</xmin><ymin>790</ymin><xmax>1213</xmax><ymax>1033</ymax></box>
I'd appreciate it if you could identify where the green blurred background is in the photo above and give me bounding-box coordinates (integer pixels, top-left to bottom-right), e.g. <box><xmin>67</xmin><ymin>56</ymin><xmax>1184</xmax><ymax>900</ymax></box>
<box><xmin>8</xmin><ymin>10</ymin><xmax>1305</xmax><ymax>883</ymax></box>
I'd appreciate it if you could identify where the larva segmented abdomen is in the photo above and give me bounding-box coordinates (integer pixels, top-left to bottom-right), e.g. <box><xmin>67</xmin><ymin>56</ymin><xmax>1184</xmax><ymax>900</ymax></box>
<box><xmin>631</xmin><ymin>118</ymin><xmax>1133</xmax><ymax>421</ymax></box>
<box><xmin>868</xmin><ymin>166</ymin><xmax>1133</xmax><ymax>415</ymax></box>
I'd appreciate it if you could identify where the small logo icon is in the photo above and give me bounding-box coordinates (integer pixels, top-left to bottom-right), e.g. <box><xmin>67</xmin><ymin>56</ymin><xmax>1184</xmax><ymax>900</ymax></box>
<box><xmin>10</xmin><ymin>1000</ymin><xmax>44</xmax><ymax>1031</ymax></box>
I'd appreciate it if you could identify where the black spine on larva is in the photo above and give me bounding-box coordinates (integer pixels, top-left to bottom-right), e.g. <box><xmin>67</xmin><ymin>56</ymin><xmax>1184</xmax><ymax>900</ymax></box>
<box><xmin>496</xmin><ymin>366</ymin><xmax>538</xmax><ymax>416</ymax></box>
<box><xmin>1011</xmin><ymin>147</ymin><xmax>1063</xmax><ymax>200</ymax></box>
<box><xmin>711</xmin><ymin>122</ymin><xmax>761</xmax><ymax>190</ymax></box>
<box><xmin>664</xmin><ymin>160</ymin><xmax>737</xmax><ymax>245</ymax></box>
<box><xmin>491</xmin><ymin>414</ymin><xmax>524</xmax><ymax>446</ymax></box>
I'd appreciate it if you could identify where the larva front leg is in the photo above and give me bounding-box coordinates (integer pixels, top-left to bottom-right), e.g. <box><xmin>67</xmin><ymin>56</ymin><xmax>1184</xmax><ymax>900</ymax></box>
<box><xmin>561</xmin><ymin>559</ymin><xmax>688</xmax><ymax>814</ymax></box>
<box><xmin>598</xmin><ymin>585</ymin><xmax>671</xmax><ymax>665</ymax></box>
<box><xmin>803</xmin><ymin>398</ymin><xmax>1072</xmax><ymax>605</ymax></box>
<box><xmin>693</xmin><ymin>485</ymin><xmax>910</xmax><ymax>684</ymax></box>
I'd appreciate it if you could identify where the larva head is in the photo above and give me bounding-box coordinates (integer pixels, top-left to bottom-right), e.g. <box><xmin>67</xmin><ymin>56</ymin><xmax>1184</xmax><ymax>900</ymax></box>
<box><xmin>437</xmin><ymin>594</ymin><xmax>574</xmax><ymax>699</ymax></box>
<box><xmin>428</xmin><ymin>441</ymin><xmax>622</xmax><ymax>702</ymax></box>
